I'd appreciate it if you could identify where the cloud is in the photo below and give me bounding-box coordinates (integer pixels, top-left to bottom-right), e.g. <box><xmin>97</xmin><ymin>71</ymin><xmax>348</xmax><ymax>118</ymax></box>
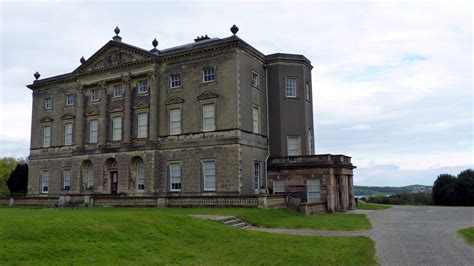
<box><xmin>341</xmin><ymin>124</ymin><xmax>373</xmax><ymax>131</ymax></box>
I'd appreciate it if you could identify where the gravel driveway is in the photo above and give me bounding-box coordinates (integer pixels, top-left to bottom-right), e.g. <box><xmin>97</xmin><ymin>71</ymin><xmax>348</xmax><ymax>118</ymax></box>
<box><xmin>360</xmin><ymin>205</ymin><xmax>474</xmax><ymax>265</ymax></box>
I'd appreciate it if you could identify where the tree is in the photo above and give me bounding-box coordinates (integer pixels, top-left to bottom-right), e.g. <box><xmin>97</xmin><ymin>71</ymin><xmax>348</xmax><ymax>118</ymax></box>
<box><xmin>0</xmin><ymin>157</ymin><xmax>19</xmax><ymax>195</ymax></box>
<box><xmin>432</xmin><ymin>174</ymin><xmax>456</xmax><ymax>205</ymax></box>
<box><xmin>7</xmin><ymin>162</ymin><xmax>28</xmax><ymax>195</ymax></box>
<box><xmin>452</xmin><ymin>169</ymin><xmax>474</xmax><ymax>206</ymax></box>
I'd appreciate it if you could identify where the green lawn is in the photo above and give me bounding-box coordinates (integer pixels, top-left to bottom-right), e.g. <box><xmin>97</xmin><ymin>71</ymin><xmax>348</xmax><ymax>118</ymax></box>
<box><xmin>168</xmin><ymin>207</ymin><xmax>371</xmax><ymax>231</ymax></box>
<box><xmin>0</xmin><ymin>207</ymin><xmax>377</xmax><ymax>265</ymax></box>
<box><xmin>459</xmin><ymin>226</ymin><xmax>474</xmax><ymax>245</ymax></box>
<box><xmin>357</xmin><ymin>202</ymin><xmax>392</xmax><ymax>210</ymax></box>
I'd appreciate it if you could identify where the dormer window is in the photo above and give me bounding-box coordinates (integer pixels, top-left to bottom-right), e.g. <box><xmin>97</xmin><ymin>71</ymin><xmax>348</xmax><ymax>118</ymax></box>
<box><xmin>90</xmin><ymin>89</ymin><xmax>99</xmax><ymax>102</ymax></box>
<box><xmin>203</xmin><ymin>67</ymin><xmax>215</xmax><ymax>83</ymax></box>
<box><xmin>138</xmin><ymin>80</ymin><xmax>149</xmax><ymax>93</ymax></box>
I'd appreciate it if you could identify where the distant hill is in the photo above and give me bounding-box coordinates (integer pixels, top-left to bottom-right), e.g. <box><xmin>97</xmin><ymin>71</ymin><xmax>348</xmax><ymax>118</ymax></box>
<box><xmin>355</xmin><ymin>185</ymin><xmax>432</xmax><ymax>196</ymax></box>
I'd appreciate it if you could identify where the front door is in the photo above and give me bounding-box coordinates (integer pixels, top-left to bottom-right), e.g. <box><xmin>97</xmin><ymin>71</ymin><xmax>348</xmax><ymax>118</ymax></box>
<box><xmin>111</xmin><ymin>171</ymin><xmax>118</xmax><ymax>194</ymax></box>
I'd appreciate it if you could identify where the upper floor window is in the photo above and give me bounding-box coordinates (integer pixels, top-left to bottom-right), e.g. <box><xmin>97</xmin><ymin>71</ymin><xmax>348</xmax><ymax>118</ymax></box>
<box><xmin>65</xmin><ymin>94</ymin><xmax>75</xmax><ymax>106</ymax></box>
<box><xmin>203</xmin><ymin>67</ymin><xmax>215</xmax><ymax>83</ymax></box>
<box><xmin>305</xmin><ymin>82</ymin><xmax>311</xmax><ymax>101</ymax></box>
<box><xmin>64</xmin><ymin>123</ymin><xmax>73</xmax><ymax>145</ymax></box>
<box><xmin>41</xmin><ymin>170</ymin><xmax>49</xmax><ymax>193</ymax></box>
<box><xmin>170</xmin><ymin>74</ymin><xmax>181</xmax><ymax>88</ymax></box>
<box><xmin>43</xmin><ymin>126</ymin><xmax>51</xmax><ymax>148</ymax></box>
<box><xmin>285</xmin><ymin>78</ymin><xmax>297</xmax><ymax>98</ymax></box>
<box><xmin>137</xmin><ymin>160</ymin><xmax>145</xmax><ymax>191</ymax></box>
<box><xmin>90</xmin><ymin>89</ymin><xmax>99</xmax><ymax>102</ymax></box>
<box><xmin>138</xmin><ymin>80</ymin><xmax>149</xmax><ymax>93</ymax></box>
<box><xmin>287</xmin><ymin>136</ymin><xmax>301</xmax><ymax>156</ymax></box>
<box><xmin>169</xmin><ymin>108</ymin><xmax>182</xmax><ymax>135</ymax></box>
<box><xmin>251</xmin><ymin>72</ymin><xmax>259</xmax><ymax>88</ymax></box>
<box><xmin>44</xmin><ymin>98</ymin><xmax>52</xmax><ymax>110</ymax></box>
<box><xmin>89</xmin><ymin>119</ymin><xmax>99</xmax><ymax>143</ymax></box>
<box><xmin>203</xmin><ymin>160</ymin><xmax>216</xmax><ymax>191</ymax></box>
<box><xmin>202</xmin><ymin>104</ymin><xmax>215</xmax><ymax>132</ymax></box>
<box><xmin>137</xmin><ymin>113</ymin><xmax>148</xmax><ymax>138</ymax></box>
<box><xmin>252</xmin><ymin>106</ymin><xmax>259</xmax><ymax>134</ymax></box>
<box><xmin>113</xmin><ymin>84</ymin><xmax>123</xmax><ymax>97</ymax></box>
<box><xmin>112</xmin><ymin>116</ymin><xmax>122</xmax><ymax>141</ymax></box>
<box><xmin>63</xmin><ymin>169</ymin><xmax>71</xmax><ymax>190</ymax></box>
<box><xmin>169</xmin><ymin>163</ymin><xmax>181</xmax><ymax>192</ymax></box>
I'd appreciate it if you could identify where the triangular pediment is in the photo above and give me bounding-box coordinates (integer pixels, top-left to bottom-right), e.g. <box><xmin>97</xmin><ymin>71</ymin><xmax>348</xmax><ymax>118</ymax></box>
<box><xmin>133</xmin><ymin>102</ymin><xmax>149</xmax><ymax>109</ymax></box>
<box><xmin>197</xmin><ymin>90</ymin><xmax>219</xmax><ymax>101</ymax></box>
<box><xmin>74</xmin><ymin>41</ymin><xmax>156</xmax><ymax>73</ymax></box>
<box><xmin>86</xmin><ymin>109</ymin><xmax>100</xmax><ymax>116</ymax></box>
<box><xmin>165</xmin><ymin>96</ymin><xmax>185</xmax><ymax>105</ymax></box>
<box><xmin>109</xmin><ymin>106</ymin><xmax>124</xmax><ymax>113</ymax></box>
<box><xmin>61</xmin><ymin>113</ymin><xmax>75</xmax><ymax>120</ymax></box>
<box><xmin>40</xmin><ymin>117</ymin><xmax>53</xmax><ymax>123</ymax></box>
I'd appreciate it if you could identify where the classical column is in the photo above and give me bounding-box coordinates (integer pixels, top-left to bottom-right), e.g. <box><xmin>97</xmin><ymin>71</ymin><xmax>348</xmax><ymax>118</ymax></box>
<box><xmin>123</xmin><ymin>75</ymin><xmax>132</xmax><ymax>144</ymax></box>
<box><xmin>75</xmin><ymin>86</ymin><xmax>85</xmax><ymax>148</ymax></box>
<box><xmin>348</xmin><ymin>175</ymin><xmax>355</xmax><ymax>209</ymax></box>
<box><xmin>149</xmin><ymin>72</ymin><xmax>158</xmax><ymax>142</ymax></box>
<box><xmin>99</xmin><ymin>82</ymin><xmax>108</xmax><ymax>146</ymax></box>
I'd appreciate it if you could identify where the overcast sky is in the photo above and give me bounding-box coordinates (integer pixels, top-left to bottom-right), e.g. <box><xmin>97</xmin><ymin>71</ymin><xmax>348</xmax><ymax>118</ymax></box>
<box><xmin>0</xmin><ymin>0</ymin><xmax>472</xmax><ymax>186</ymax></box>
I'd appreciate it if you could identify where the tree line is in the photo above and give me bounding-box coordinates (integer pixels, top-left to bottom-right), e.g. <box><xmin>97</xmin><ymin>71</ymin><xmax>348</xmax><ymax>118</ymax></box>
<box><xmin>366</xmin><ymin>169</ymin><xmax>473</xmax><ymax>206</ymax></box>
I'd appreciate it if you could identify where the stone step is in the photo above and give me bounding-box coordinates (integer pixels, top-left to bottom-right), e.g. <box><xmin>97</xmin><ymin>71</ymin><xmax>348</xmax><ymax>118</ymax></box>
<box><xmin>217</xmin><ymin>217</ymin><xmax>235</xmax><ymax>223</ymax></box>
<box><xmin>232</xmin><ymin>222</ymin><xmax>247</xmax><ymax>228</ymax></box>
<box><xmin>224</xmin><ymin>219</ymin><xmax>241</xmax><ymax>225</ymax></box>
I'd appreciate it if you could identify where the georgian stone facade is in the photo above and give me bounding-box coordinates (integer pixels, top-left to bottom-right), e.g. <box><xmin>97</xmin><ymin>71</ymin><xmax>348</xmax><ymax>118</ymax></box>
<box><xmin>26</xmin><ymin>26</ymin><xmax>354</xmax><ymax>212</ymax></box>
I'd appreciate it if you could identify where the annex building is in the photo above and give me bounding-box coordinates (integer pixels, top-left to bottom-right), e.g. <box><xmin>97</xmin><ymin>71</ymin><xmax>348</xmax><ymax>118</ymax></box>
<box><xmin>24</xmin><ymin>25</ymin><xmax>355</xmax><ymax>213</ymax></box>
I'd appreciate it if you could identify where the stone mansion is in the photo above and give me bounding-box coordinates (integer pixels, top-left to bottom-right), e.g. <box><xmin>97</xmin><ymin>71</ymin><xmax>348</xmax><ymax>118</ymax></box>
<box><xmin>26</xmin><ymin>26</ymin><xmax>355</xmax><ymax>212</ymax></box>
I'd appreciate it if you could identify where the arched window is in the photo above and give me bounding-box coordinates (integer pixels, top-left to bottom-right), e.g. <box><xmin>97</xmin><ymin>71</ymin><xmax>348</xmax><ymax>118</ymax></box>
<box><xmin>137</xmin><ymin>160</ymin><xmax>145</xmax><ymax>191</ymax></box>
<box><xmin>87</xmin><ymin>163</ymin><xmax>94</xmax><ymax>190</ymax></box>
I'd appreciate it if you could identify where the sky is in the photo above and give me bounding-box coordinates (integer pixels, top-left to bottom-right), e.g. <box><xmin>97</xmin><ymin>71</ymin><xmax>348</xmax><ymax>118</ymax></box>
<box><xmin>0</xmin><ymin>0</ymin><xmax>472</xmax><ymax>186</ymax></box>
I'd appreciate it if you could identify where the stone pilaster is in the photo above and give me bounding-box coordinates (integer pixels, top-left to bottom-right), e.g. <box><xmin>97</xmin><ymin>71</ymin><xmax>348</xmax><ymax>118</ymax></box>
<box><xmin>149</xmin><ymin>72</ymin><xmax>158</xmax><ymax>141</ymax></box>
<box><xmin>99</xmin><ymin>83</ymin><xmax>108</xmax><ymax>146</ymax></box>
<box><xmin>123</xmin><ymin>76</ymin><xmax>132</xmax><ymax>144</ymax></box>
<box><xmin>75</xmin><ymin>86</ymin><xmax>84</xmax><ymax>148</ymax></box>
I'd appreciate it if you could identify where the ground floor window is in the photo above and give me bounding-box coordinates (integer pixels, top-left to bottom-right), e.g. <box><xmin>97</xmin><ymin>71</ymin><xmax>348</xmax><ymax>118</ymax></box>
<box><xmin>273</xmin><ymin>180</ymin><xmax>285</xmax><ymax>194</ymax></box>
<box><xmin>254</xmin><ymin>161</ymin><xmax>262</xmax><ymax>190</ymax></box>
<box><xmin>203</xmin><ymin>160</ymin><xmax>216</xmax><ymax>191</ymax></box>
<box><xmin>63</xmin><ymin>169</ymin><xmax>71</xmax><ymax>190</ymax></box>
<box><xmin>307</xmin><ymin>179</ymin><xmax>321</xmax><ymax>203</ymax></box>
<box><xmin>41</xmin><ymin>170</ymin><xmax>49</xmax><ymax>193</ymax></box>
<box><xmin>87</xmin><ymin>164</ymin><xmax>94</xmax><ymax>190</ymax></box>
<box><xmin>137</xmin><ymin>160</ymin><xmax>145</xmax><ymax>191</ymax></box>
<box><xmin>170</xmin><ymin>163</ymin><xmax>181</xmax><ymax>191</ymax></box>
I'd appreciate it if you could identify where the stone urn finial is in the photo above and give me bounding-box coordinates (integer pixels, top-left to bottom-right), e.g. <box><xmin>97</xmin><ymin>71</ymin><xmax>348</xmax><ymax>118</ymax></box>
<box><xmin>152</xmin><ymin>38</ymin><xmax>158</xmax><ymax>48</ymax></box>
<box><xmin>80</xmin><ymin>56</ymin><xmax>86</xmax><ymax>64</ymax></box>
<box><xmin>113</xmin><ymin>26</ymin><xmax>122</xmax><ymax>42</ymax></box>
<box><xmin>34</xmin><ymin>71</ymin><xmax>40</xmax><ymax>80</ymax></box>
<box><xmin>230</xmin><ymin>24</ymin><xmax>239</xmax><ymax>35</ymax></box>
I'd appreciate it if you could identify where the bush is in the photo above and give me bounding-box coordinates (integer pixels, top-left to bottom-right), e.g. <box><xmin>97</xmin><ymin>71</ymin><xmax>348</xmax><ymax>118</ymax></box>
<box><xmin>7</xmin><ymin>162</ymin><xmax>28</xmax><ymax>195</ymax></box>
<box><xmin>367</xmin><ymin>192</ymin><xmax>432</xmax><ymax>205</ymax></box>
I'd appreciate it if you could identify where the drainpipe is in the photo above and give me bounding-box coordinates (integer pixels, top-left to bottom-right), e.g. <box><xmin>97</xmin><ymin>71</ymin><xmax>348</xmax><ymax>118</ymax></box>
<box><xmin>264</xmin><ymin>63</ymin><xmax>270</xmax><ymax>194</ymax></box>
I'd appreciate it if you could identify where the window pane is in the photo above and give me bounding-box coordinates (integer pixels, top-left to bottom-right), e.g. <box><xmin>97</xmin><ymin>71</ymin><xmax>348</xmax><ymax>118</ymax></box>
<box><xmin>113</xmin><ymin>117</ymin><xmax>122</xmax><ymax>141</ymax></box>
<box><xmin>203</xmin><ymin>161</ymin><xmax>216</xmax><ymax>191</ymax></box>
<box><xmin>90</xmin><ymin>120</ymin><xmax>98</xmax><ymax>143</ymax></box>
<box><xmin>202</xmin><ymin>104</ymin><xmax>215</xmax><ymax>131</ymax></box>
<box><xmin>64</xmin><ymin>123</ymin><xmax>73</xmax><ymax>145</ymax></box>
<box><xmin>41</xmin><ymin>170</ymin><xmax>49</xmax><ymax>193</ymax></box>
<box><xmin>307</xmin><ymin>179</ymin><xmax>321</xmax><ymax>203</ymax></box>
<box><xmin>252</xmin><ymin>106</ymin><xmax>259</xmax><ymax>133</ymax></box>
<box><xmin>203</xmin><ymin>67</ymin><xmax>215</xmax><ymax>82</ymax></box>
<box><xmin>43</xmin><ymin>126</ymin><xmax>51</xmax><ymax>148</ymax></box>
<box><xmin>287</xmin><ymin>136</ymin><xmax>300</xmax><ymax>156</ymax></box>
<box><xmin>169</xmin><ymin>109</ymin><xmax>181</xmax><ymax>135</ymax></box>
<box><xmin>138</xmin><ymin>113</ymin><xmax>148</xmax><ymax>138</ymax></box>
<box><xmin>286</xmin><ymin>78</ymin><xmax>297</xmax><ymax>97</ymax></box>
<box><xmin>170</xmin><ymin>163</ymin><xmax>181</xmax><ymax>191</ymax></box>
<box><xmin>87</xmin><ymin>165</ymin><xmax>94</xmax><ymax>190</ymax></box>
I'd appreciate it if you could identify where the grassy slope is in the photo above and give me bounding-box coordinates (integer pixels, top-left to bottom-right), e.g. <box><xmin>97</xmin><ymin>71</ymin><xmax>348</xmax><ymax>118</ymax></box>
<box><xmin>167</xmin><ymin>208</ymin><xmax>371</xmax><ymax>231</ymax></box>
<box><xmin>459</xmin><ymin>227</ymin><xmax>474</xmax><ymax>245</ymax></box>
<box><xmin>357</xmin><ymin>202</ymin><xmax>392</xmax><ymax>210</ymax></box>
<box><xmin>0</xmin><ymin>207</ymin><xmax>376</xmax><ymax>265</ymax></box>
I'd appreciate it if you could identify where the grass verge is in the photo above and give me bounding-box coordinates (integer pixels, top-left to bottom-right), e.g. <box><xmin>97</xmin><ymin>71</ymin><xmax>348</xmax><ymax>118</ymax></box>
<box><xmin>357</xmin><ymin>202</ymin><xmax>392</xmax><ymax>210</ymax></box>
<box><xmin>168</xmin><ymin>207</ymin><xmax>371</xmax><ymax>230</ymax></box>
<box><xmin>459</xmin><ymin>226</ymin><xmax>474</xmax><ymax>245</ymax></box>
<box><xmin>0</xmin><ymin>207</ymin><xmax>376</xmax><ymax>265</ymax></box>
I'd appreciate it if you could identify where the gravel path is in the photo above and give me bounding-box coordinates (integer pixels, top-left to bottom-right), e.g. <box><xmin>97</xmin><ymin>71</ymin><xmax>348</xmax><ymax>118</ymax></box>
<box><xmin>362</xmin><ymin>205</ymin><xmax>474</xmax><ymax>266</ymax></box>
